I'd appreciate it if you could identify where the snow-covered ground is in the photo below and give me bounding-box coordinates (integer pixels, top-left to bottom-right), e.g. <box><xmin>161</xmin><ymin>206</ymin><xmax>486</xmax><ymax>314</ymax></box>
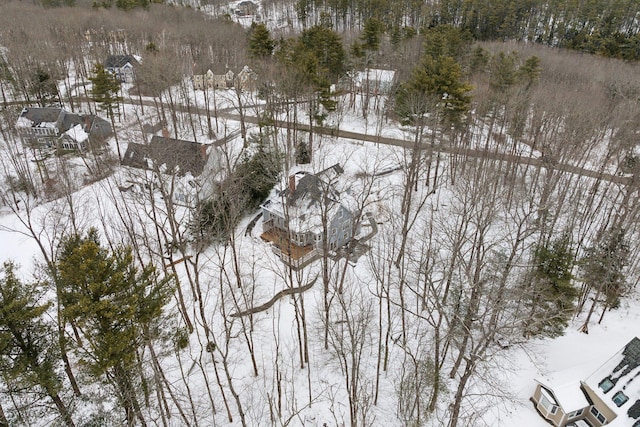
<box><xmin>1</xmin><ymin>66</ymin><xmax>640</xmax><ymax>426</ymax></box>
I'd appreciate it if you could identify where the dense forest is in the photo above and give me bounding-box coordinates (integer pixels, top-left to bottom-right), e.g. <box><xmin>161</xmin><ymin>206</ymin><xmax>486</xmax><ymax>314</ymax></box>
<box><xmin>0</xmin><ymin>0</ymin><xmax>639</xmax><ymax>426</ymax></box>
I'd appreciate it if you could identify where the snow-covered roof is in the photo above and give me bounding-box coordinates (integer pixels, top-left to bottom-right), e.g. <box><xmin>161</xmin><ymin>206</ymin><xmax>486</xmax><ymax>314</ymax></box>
<box><xmin>535</xmin><ymin>378</ymin><xmax>590</xmax><ymax>412</ymax></box>
<box><xmin>537</xmin><ymin>337</ymin><xmax>640</xmax><ymax>425</ymax></box>
<box><xmin>65</xmin><ymin>124</ymin><xmax>89</xmax><ymax>143</ymax></box>
<box><xmin>15</xmin><ymin>115</ymin><xmax>34</xmax><ymax>128</ymax></box>
<box><xmin>264</xmin><ymin>166</ymin><xmax>351</xmax><ymax>235</ymax></box>
<box><xmin>584</xmin><ymin>337</ymin><xmax>640</xmax><ymax>426</ymax></box>
<box><xmin>354</xmin><ymin>68</ymin><xmax>396</xmax><ymax>86</ymax></box>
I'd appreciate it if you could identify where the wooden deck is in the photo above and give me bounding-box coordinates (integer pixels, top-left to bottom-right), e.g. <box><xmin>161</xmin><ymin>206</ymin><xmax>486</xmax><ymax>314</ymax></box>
<box><xmin>260</xmin><ymin>228</ymin><xmax>315</xmax><ymax>260</ymax></box>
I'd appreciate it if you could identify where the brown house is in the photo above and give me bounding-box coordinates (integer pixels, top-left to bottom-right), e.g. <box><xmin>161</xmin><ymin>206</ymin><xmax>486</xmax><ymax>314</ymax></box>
<box><xmin>531</xmin><ymin>337</ymin><xmax>640</xmax><ymax>427</ymax></box>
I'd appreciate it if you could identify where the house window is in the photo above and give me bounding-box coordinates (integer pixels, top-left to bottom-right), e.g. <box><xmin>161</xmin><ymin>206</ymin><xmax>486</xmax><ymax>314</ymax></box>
<box><xmin>539</xmin><ymin>391</ymin><xmax>558</xmax><ymax>415</ymax></box>
<box><xmin>567</xmin><ymin>408</ymin><xmax>584</xmax><ymax>419</ymax></box>
<box><xmin>599</xmin><ymin>378</ymin><xmax>614</xmax><ymax>393</ymax></box>
<box><xmin>589</xmin><ymin>406</ymin><xmax>606</xmax><ymax>424</ymax></box>
<box><xmin>612</xmin><ymin>391</ymin><xmax>628</xmax><ymax>407</ymax></box>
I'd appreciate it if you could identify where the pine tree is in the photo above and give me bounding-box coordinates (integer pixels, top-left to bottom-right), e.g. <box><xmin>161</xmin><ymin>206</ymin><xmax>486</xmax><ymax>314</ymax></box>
<box><xmin>360</xmin><ymin>17</ymin><xmax>384</xmax><ymax>52</ymax></box>
<box><xmin>248</xmin><ymin>22</ymin><xmax>275</xmax><ymax>59</ymax></box>
<box><xmin>295</xmin><ymin>140</ymin><xmax>311</xmax><ymax>164</ymax></box>
<box><xmin>29</xmin><ymin>67</ymin><xmax>61</xmax><ymax>107</ymax></box>
<box><xmin>89</xmin><ymin>63</ymin><xmax>122</xmax><ymax>160</ymax></box>
<box><xmin>0</xmin><ymin>262</ymin><xmax>75</xmax><ymax>426</ymax></box>
<box><xmin>517</xmin><ymin>55</ymin><xmax>542</xmax><ymax>89</ymax></box>
<box><xmin>579</xmin><ymin>227</ymin><xmax>629</xmax><ymax>332</ymax></box>
<box><xmin>395</xmin><ymin>52</ymin><xmax>473</xmax><ymax>126</ymax></box>
<box><xmin>296</xmin><ymin>24</ymin><xmax>346</xmax><ymax>82</ymax></box>
<box><xmin>524</xmin><ymin>235</ymin><xmax>577</xmax><ymax>338</ymax></box>
<box><xmin>235</xmin><ymin>134</ymin><xmax>283</xmax><ymax>208</ymax></box>
<box><xmin>55</xmin><ymin>230</ymin><xmax>173</xmax><ymax>426</ymax></box>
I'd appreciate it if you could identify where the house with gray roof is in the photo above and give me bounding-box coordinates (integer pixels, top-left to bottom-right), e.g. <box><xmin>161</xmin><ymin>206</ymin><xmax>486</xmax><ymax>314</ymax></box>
<box><xmin>15</xmin><ymin>107</ymin><xmax>112</xmax><ymax>152</ymax></box>
<box><xmin>261</xmin><ymin>164</ymin><xmax>356</xmax><ymax>269</ymax></box>
<box><xmin>532</xmin><ymin>337</ymin><xmax>640</xmax><ymax>427</ymax></box>
<box><xmin>121</xmin><ymin>136</ymin><xmax>222</xmax><ymax>205</ymax></box>
<box><xmin>104</xmin><ymin>55</ymin><xmax>139</xmax><ymax>83</ymax></box>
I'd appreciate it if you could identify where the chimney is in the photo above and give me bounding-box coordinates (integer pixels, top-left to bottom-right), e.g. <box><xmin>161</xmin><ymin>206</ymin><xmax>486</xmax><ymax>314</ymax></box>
<box><xmin>289</xmin><ymin>174</ymin><xmax>296</xmax><ymax>194</ymax></box>
<box><xmin>162</xmin><ymin>127</ymin><xmax>169</xmax><ymax>138</ymax></box>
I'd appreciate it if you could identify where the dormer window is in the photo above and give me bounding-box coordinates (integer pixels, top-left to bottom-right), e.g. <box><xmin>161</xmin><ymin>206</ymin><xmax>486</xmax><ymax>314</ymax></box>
<box><xmin>599</xmin><ymin>377</ymin><xmax>615</xmax><ymax>393</ymax></box>
<box><xmin>613</xmin><ymin>391</ymin><xmax>629</xmax><ymax>407</ymax></box>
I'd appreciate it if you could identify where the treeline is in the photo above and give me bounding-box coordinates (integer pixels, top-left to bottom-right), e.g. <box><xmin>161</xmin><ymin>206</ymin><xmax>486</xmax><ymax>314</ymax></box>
<box><xmin>278</xmin><ymin>0</ymin><xmax>640</xmax><ymax>59</ymax></box>
<box><xmin>32</xmin><ymin>0</ymin><xmax>640</xmax><ymax>59</ymax></box>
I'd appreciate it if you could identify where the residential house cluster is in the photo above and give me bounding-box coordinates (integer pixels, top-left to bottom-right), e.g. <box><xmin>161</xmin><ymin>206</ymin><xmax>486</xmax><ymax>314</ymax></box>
<box><xmin>532</xmin><ymin>337</ymin><xmax>640</xmax><ymax>427</ymax></box>
<box><xmin>16</xmin><ymin>107</ymin><xmax>112</xmax><ymax>152</ymax></box>
<box><xmin>261</xmin><ymin>164</ymin><xmax>357</xmax><ymax>269</ymax></box>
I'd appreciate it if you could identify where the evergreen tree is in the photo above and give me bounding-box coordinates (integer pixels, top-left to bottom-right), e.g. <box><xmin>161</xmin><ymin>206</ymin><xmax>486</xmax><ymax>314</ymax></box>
<box><xmin>517</xmin><ymin>55</ymin><xmax>542</xmax><ymax>89</ymax></box>
<box><xmin>297</xmin><ymin>24</ymin><xmax>346</xmax><ymax>82</ymax></box>
<box><xmin>524</xmin><ymin>235</ymin><xmax>577</xmax><ymax>338</ymax></box>
<box><xmin>360</xmin><ymin>17</ymin><xmax>385</xmax><ymax>52</ymax></box>
<box><xmin>29</xmin><ymin>67</ymin><xmax>61</xmax><ymax>107</ymax></box>
<box><xmin>295</xmin><ymin>140</ymin><xmax>311</xmax><ymax>164</ymax></box>
<box><xmin>55</xmin><ymin>230</ymin><xmax>173</xmax><ymax>426</ymax></box>
<box><xmin>248</xmin><ymin>22</ymin><xmax>275</xmax><ymax>59</ymax></box>
<box><xmin>235</xmin><ymin>134</ymin><xmax>283</xmax><ymax>209</ymax></box>
<box><xmin>395</xmin><ymin>50</ymin><xmax>472</xmax><ymax>126</ymax></box>
<box><xmin>395</xmin><ymin>26</ymin><xmax>473</xmax><ymax>127</ymax></box>
<box><xmin>191</xmin><ymin>134</ymin><xmax>282</xmax><ymax>244</ymax></box>
<box><xmin>89</xmin><ymin>63</ymin><xmax>122</xmax><ymax>160</ymax></box>
<box><xmin>579</xmin><ymin>226</ymin><xmax>629</xmax><ymax>332</ymax></box>
<box><xmin>0</xmin><ymin>262</ymin><xmax>75</xmax><ymax>426</ymax></box>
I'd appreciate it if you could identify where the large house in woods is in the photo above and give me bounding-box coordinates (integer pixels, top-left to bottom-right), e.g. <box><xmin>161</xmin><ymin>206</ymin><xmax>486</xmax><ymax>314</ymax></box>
<box><xmin>532</xmin><ymin>337</ymin><xmax>640</xmax><ymax>427</ymax></box>
<box><xmin>261</xmin><ymin>164</ymin><xmax>356</xmax><ymax>268</ymax></box>
<box><xmin>193</xmin><ymin>65</ymin><xmax>257</xmax><ymax>91</ymax></box>
<box><xmin>121</xmin><ymin>135</ymin><xmax>222</xmax><ymax>205</ymax></box>
<box><xmin>104</xmin><ymin>55</ymin><xmax>139</xmax><ymax>83</ymax></box>
<box><xmin>16</xmin><ymin>107</ymin><xmax>112</xmax><ymax>151</ymax></box>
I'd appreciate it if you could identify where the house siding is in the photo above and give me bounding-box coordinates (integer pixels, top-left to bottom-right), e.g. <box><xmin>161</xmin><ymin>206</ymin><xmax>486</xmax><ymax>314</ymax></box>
<box><xmin>328</xmin><ymin>205</ymin><xmax>353</xmax><ymax>250</ymax></box>
<box><xmin>581</xmin><ymin>383</ymin><xmax>617</xmax><ymax>426</ymax></box>
<box><xmin>532</xmin><ymin>384</ymin><xmax>566</xmax><ymax>426</ymax></box>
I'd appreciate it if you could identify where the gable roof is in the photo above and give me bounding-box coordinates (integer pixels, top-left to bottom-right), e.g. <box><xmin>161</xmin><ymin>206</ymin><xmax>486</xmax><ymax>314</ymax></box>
<box><xmin>585</xmin><ymin>337</ymin><xmax>640</xmax><ymax>426</ymax></box>
<box><xmin>121</xmin><ymin>136</ymin><xmax>208</xmax><ymax>177</ymax></box>
<box><xmin>104</xmin><ymin>55</ymin><xmax>139</xmax><ymax>69</ymax></box>
<box><xmin>288</xmin><ymin>164</ymin><xmax>344</xmax><ymax>207</ymax></box>
<box><xmin>17</xmin><ymin>108</ymin><xmax>83</xmax><ymax>133</ymax></box>
<box><xmin>193</xmin><ymin>63</ymin><xmax>235</xmax><ymax>76</ymax></box>
<box><xmin>263</xmin><ymin>164</ymin><xmax>351</xmax><ymax>235</ymax></box>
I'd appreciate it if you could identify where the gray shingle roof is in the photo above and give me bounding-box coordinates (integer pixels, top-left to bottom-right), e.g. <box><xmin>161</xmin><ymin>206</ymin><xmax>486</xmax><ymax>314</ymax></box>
<box><xmin>121</xmin><ymin>136</ymin><xmax>207</xmax><ymax>177</ymax></box>
<box><xmin>104</xmin><ymin>55</ymin><xmax>138</xmax><ymax>68</ymax></box>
